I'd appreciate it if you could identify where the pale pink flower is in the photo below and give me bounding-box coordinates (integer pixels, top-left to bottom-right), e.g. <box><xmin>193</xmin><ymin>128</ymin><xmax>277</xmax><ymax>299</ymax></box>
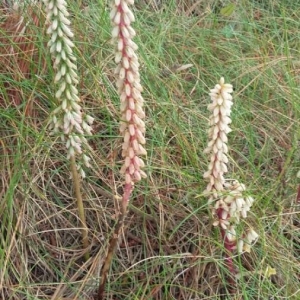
<box><xmin>110</xmin><ymin>0</ymin><xmax>146</xmax><ymax>189</ymax></box>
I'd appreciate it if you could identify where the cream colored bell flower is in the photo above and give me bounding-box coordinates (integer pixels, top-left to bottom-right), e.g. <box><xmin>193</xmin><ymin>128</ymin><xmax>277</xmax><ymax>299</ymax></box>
<box><xmin>204</xmin><ymin>78</ymin><xmax>258</xmax><ymax>254</ymax></box>
<box><xmin>44</xmin><ymin>0</ymin><xmax>93</xmax><ymax>177</ymax></box>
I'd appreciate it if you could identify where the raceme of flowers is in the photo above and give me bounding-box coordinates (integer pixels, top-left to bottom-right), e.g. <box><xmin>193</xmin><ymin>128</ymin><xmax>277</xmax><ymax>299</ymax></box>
<box><xmin>110</xmin><ymin>0</ymin><xmax>147</xmax><ymax>187</ymax></box>
<box><xmin>204</xmin><ymin>77</ymin><xmax>258</xmax><ymax>253</ymax></box>
<box><xmin>43</xmin><ymin>0</ymin><xmax>94</xmax><ymax>177</ymax></box>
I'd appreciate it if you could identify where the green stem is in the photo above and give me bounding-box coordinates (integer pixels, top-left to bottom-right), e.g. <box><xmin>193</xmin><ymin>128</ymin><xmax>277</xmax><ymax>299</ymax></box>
<box><xmin>70</xmin><ymin>156</ymin><xmax>89</xmax><ymax>261</ymax></box>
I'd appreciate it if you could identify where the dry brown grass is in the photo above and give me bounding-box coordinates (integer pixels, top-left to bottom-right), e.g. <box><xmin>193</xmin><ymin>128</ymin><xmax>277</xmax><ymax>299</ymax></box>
<box><xmin>0</xmin><ymin>1</ymin><xmax>299</xmax><ymax>300</ymax></box>
<box><xmin>0</xmin><ymin>4</ymin><xmax>45</xmax><ymax>117</ymax></box>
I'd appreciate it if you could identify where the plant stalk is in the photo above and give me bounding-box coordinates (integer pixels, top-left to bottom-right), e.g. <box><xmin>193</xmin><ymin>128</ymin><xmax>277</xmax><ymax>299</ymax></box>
<box><xmin>96</xmin><ymin>183</ymin><xmax>133</xmax><ymax>300</ymax></box>
<box><xmin>221</xmin><ymin>228</ymin><xmax>237</xmax><ymax>293</ymax></box>
<box><xmin>70</xmin><ymin>156</ymin><xmax>89</xmax><ymax>261</ymax></box>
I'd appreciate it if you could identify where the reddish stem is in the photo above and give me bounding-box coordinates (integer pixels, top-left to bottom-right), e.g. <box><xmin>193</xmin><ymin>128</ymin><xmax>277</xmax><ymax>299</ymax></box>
<box><xmin>216</xmin><ymin>208</ymin><xmax>237</xmax><ymax>293</ymax></box>
<box><xmin>96</xmin><ymin>183</ymin><xmax>133</xmax><ymax>300</ymax></box>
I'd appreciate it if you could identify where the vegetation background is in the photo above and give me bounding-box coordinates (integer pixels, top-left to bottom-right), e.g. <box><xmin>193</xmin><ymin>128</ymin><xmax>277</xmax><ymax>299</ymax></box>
<box><xmin>0</xmin><ymin>0</ymin><xmax>299</xmax><ymax>299</ymax></box>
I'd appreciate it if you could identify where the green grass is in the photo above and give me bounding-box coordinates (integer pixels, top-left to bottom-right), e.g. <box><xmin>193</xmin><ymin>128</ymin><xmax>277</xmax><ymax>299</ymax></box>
<box><xmin>0</xmin><ymin>0</ymin><xmax>299</xmax><ymax>299</ymax></box>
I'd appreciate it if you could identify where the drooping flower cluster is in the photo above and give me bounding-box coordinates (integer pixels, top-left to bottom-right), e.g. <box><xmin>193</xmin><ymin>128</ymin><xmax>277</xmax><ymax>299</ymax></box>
<box><xmin>110</xmin><ymin>0</ymin><xmax>147</xmax><ymax>188</ymax></box>
<box><xmin>204</xmin><ymin>78</ymin><xmax>258</xmax><ymax>253</ymax></box>
<box><xmin>43</xmin><ymin>0</ymin><xmax>93</xmax><ymax>177</ymax></box>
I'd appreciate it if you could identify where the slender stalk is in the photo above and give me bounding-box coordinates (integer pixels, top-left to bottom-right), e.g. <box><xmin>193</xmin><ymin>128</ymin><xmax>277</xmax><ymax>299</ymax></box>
<box><xmin>220</xmin><ymin>223</ymin><xmax>237</xmax><ymax>291</ymax></box>
<box><xmin>96</xmin><ymin>0</ymin><xmax>147</xmax><ymax>297</ymax></box>
<box><xmin>70</xmin><ymin>156</ymin><xmax>89</xmax><ymax>260</ymax></box>
<box><xmin>97</xmin><ymin>184</ymin><xmax>133</xmax><ymax>300</ymax></box>
<box><xmin>43</xmin><ymin>0</ymin><xmax>94</xmax><ymax>259</ymax></box>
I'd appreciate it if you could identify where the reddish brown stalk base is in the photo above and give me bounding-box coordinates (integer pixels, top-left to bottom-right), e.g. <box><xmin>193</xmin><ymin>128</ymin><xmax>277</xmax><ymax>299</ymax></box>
<box><xmin>221</xmin><ymin>228</ymin><xmax>237</xmax><ymax>292</ymax></box>
<box><xmin>96</xmin><ymin>183</ymin><xmax>133</xmax><ymax>300</ymax></box>
<box><xmin>296</xmin><ymin>185</ymin><xmax>300</xmax><ymax>204</ymax></box>
<box><xmin>216</xmin><ymin>208</ymin><xmax>237</xmax><ymax>294</ymax></box>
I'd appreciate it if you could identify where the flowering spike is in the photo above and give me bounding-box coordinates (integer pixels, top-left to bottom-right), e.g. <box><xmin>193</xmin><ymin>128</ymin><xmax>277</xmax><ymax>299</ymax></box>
<box><xmin>43</xmin><ymin>0</ymin><xmax>93</xmax><ymax>175</ymax></box>
<box><xmin>110</xmin><ymin>0</ymin><xmax>146</xmax><ymax>193</ymax></box>
<box><xmin>203</xmin><ymin>78</ymin><xmax>258</xmax><ymax>257</ymax></box>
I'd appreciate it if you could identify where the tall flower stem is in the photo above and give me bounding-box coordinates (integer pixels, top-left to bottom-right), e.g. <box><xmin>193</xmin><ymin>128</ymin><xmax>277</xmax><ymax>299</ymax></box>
<box><xmin>97</xmin><ymin>0</ymin><xmax>146</xmax><ymax>298</ymax></box>
<box><xmin>43</xmin><ymin>0</ymin><xmax>94</xmax><ymax>259</ymax></box>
